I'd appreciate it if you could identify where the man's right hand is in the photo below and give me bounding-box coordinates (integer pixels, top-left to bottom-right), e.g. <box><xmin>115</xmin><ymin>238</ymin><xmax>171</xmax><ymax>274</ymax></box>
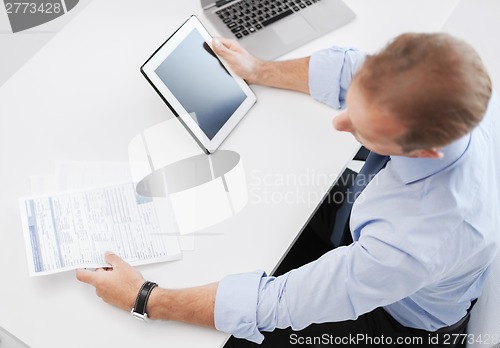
<box><xmin>211</xmin><ymin>37</ymin><xmax>264</xmax><ymax>84</ymax></box>
<box><xmin>212</xmin><ymin>37</ymin><xmax>311</xmax><ymax>94</ymax></box>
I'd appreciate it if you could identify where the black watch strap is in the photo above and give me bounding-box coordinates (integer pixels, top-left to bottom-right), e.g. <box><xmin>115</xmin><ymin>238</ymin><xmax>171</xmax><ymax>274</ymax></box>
<box><xmin>131</xmin><ymin>281</ymin><xmax>158</xmax><ymax>321</ymax></box>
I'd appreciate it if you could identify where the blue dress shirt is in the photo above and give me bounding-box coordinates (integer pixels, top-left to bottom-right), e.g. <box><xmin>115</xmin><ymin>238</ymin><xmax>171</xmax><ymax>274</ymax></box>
<box><xmin>214</xmin><ymin>47</ymin><xmax>500</xmax><ymax>343</ymax></box>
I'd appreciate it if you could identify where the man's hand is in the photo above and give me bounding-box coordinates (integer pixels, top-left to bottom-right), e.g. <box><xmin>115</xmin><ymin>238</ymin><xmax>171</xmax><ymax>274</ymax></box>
<box><xmin>212</xmin><ymin>37</ymin><xmax>311</xmax><ymax>94</ymax></box>
<box><xmin>77</xmin><ymin>252</ymin><xmax>218</xmax><ymax>326</ymax></box>
<box><xmin>76</xmin><ymin>252</ymin><xmax>145</xmax><ymax>312</ymax></box>
<box><xmin>212</xmin><ymin>37</ymin><xmax>263</xmax><ymax>84</ymax></box>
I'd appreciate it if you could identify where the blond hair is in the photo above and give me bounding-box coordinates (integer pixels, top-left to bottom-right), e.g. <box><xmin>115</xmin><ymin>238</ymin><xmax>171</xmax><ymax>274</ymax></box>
<box><xmin>354</xmin><ymin>33</ymin><xmax>492</xmax><ymax>152</ymax></box>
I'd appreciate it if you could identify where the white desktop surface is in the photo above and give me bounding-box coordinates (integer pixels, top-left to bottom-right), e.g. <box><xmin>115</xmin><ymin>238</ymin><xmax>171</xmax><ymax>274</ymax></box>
<box><xmin>0</xmin><ymin>1</ymin><xmax>460</xmax><ymax>347</ymax></box>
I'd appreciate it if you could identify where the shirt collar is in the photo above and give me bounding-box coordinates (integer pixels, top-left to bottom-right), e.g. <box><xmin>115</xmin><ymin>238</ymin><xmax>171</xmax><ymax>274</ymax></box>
<box><xmin>389</xmin><ymin>133</ymin><xmax>471</xmax><ymax>184</ymax></box>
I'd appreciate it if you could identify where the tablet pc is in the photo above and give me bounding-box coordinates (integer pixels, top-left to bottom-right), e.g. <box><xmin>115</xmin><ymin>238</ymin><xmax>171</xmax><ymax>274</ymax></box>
<box><xmin>141</xmin><ymin>16</ymin><xmax>257</xmax><ymax>154</ymax></box>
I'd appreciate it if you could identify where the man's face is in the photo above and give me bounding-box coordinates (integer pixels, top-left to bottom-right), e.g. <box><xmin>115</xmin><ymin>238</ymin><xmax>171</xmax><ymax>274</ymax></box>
<box><xmin>333</xmin><ymin>84</ymin><xmax>408</xmax><ymax>156</ymax></box>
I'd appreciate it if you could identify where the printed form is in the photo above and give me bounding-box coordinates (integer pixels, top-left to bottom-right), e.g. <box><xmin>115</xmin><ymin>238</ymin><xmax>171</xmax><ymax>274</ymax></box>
<box><xmin>20</xmin><ymin>182</ymin><xmax>182</xmax><ymax>276</ymax></box>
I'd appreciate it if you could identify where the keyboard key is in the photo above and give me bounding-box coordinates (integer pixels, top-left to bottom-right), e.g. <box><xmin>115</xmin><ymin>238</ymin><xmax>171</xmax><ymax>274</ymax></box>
<box><xmin>231</xmin><ymin>25</ymin><xmax>244</xmax><ymax>32</ymax></box>
<box><xmin>261</xmin><ymin>8</ymin><xmax>293</xmax><ymax>26</ymax></box>
<box><xmin>222</xmin><ymin>0</ymin><xmax>320</xmax><ymax>39</ymax></box>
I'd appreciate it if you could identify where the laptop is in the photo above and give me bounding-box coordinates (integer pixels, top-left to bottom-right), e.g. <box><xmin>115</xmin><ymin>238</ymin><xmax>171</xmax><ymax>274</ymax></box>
<box><xmin>200</xmin><ymin>0</ymin><xmax>356</xmax><ymax>60</ymax></box>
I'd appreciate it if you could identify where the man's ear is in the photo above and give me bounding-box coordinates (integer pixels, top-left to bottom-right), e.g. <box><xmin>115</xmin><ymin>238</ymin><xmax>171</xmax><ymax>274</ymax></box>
<box><xmin>406</xmin><ymin>148</ymin><xmax>444</xmax><ymax>159</ymax></box>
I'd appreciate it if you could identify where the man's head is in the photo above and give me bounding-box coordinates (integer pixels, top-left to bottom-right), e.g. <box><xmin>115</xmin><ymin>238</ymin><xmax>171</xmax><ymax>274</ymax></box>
<box><xmin>334</xmin><ymin>33</ymin><xmax>492</xmax><ymax>158</ymax></box>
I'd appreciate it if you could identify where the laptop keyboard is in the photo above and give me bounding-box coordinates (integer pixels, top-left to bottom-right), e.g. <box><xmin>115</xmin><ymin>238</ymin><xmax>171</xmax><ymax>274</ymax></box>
<box><xmin>215</xmin><ymin>0</ymin><xmax>322</xmax><ymax>39</ymax></box>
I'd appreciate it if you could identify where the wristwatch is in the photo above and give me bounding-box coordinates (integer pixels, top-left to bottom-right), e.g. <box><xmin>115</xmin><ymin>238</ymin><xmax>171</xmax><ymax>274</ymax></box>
<box><xmin>131</xmin><ymin>281</ymin><xmax>158</xmax><ymax>321</ymax></box>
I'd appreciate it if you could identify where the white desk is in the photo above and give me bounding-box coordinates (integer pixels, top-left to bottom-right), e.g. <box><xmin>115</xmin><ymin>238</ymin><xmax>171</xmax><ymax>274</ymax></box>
<box><xmin>0</xmin><ymin>1</ymin><xmax>459</xmax><ymax>347</ymax></box>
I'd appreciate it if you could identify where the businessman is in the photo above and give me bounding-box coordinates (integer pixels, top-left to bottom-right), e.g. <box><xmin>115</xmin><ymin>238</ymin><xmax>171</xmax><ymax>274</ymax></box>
<box><xmin>77</xmin><ymin>33</ymin><xmax>500</xmax><ymax>347</ymax></box>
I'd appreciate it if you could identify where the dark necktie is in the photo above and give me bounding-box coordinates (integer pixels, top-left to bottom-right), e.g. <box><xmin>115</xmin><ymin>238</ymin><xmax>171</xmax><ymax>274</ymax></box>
<box><xmin>330</xmin><ymin>152</ymin><xmax>390</xmax><ymax>247</ymax></box>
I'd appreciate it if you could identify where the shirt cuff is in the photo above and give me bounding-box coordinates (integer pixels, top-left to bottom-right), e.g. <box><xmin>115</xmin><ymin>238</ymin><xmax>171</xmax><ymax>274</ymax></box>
<box><xmin>214</xmin><ymin>270</ymin><xmax>267</xmax><ymax>344</ymax></box>
<box><xmin>308</xmin><ymin>47</ymin><xmax>366</xmax><ymax>109</ymax></box>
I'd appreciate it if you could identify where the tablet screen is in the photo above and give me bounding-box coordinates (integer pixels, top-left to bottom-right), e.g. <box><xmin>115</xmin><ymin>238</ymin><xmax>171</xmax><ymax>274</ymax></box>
<box><xmin>141</xmin><ymin>16</ymin><xmax>256</xmax><ymax>153</ymax></box>
<box><xmin>154</xmin><ymin>29</ymin><xmax>247</xmax><ymax>140</ymax></box>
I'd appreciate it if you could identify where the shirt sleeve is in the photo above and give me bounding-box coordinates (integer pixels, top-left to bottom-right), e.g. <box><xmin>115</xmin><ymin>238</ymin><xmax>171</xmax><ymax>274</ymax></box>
<box><xmin>214</xmin><ymin>221</ymin><xmax>438</xmax><ymax>343</ymax></box>
<box><xmin>308</xmin><ymin>47</ymin><xmax>367</xmax><ymax>109</ymax></box>
<box><xmin>214</xmin><ymin>271</ymin><xmax>267</xmax><ymax>343</ymax></box>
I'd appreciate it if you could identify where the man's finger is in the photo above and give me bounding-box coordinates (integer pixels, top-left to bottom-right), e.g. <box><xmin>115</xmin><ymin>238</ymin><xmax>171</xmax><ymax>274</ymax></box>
<box><xmin>218</xmin><ymin>37</ymin><xmax>238</xmax><ymax>49</ymax></box>
<box><xmin>213</xmin><ymin>37</ymin><xmax>239</xmax><ymax>55</ymax></box>
<box><xmin>212</xmin><ymin>37</ymin><xmax>226</xmax><ymax>55</ymax></box>
<box><xmin>76</xmin><ymin>268</ymin><xmax>97</xmax><ymax>285</ymax></box>
<box><xmin>104</xmin><ymin>251</ymin><xmax>125</xmax><ymax>268</ymax></box>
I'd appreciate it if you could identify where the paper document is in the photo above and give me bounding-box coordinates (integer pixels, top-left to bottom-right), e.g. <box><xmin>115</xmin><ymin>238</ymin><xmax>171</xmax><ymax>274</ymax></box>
<box><xmin>20</xmin><ymin>182</ymin><xmax>182</xmax><ymax>276</ymax></box>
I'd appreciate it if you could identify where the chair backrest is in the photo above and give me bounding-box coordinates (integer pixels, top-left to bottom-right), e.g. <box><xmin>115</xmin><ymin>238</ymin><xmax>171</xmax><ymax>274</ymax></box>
<box><xmin>466</xmin><ymin>250</ymin><xmax>500</xmax><ymax>348</ymax></box>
